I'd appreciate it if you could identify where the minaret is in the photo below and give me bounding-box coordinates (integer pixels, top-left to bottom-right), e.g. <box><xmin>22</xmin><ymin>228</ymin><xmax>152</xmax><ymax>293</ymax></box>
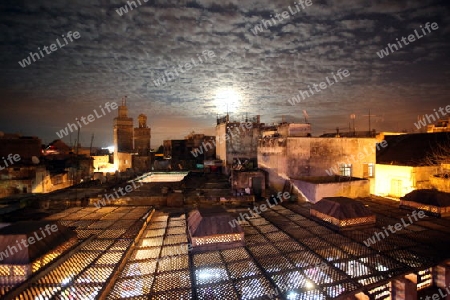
<box><xmin>113</xmin><ymin>96</ymin><xmax>133</xmax><ymax>153</ymax></box>
<box><xmin>134</xmin><ymin>114</ymin><xmax>151</xmax><ymax>155</ymax></box>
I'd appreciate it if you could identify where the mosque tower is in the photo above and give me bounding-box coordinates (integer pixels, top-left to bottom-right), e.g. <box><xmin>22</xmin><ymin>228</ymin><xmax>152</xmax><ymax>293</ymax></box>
<box><xmin>134</xmin><ymin>114</ymin><xmax>151</xmax><ymax>155</ymax></box>
<box><xmin>113</xmin><ymin>96</ymin><xmax>133</xmax><ymax>153</ymax></box>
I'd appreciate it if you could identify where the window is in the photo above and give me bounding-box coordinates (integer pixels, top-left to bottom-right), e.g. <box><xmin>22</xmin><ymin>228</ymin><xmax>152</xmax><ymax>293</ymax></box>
<box><xmin>340</xmin><ymin>164</ymin><xmax>352</xmax><ymax>177</ymax></box>
<box><xmin>363</xmin><ymin>163</ymin><xmax>375</xmax><ymax>178</ymax></box>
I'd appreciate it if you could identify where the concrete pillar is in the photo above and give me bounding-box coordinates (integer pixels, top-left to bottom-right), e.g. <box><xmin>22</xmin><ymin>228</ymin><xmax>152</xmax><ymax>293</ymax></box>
<box><xmin>340</xmin><ymin>292</ymin><xmax>369</xmax><ymax>300</ymax></box>
<box><xmin>354</xmin><ymin>292</ymin><xmax>369</xmax><ymax>300</ymax></box>
<box><xmin>391</xmin><ymin>278</ymin><xmax>417</xmax><ymax>300</ymax></box>
<box><xmin>433</xmin><ymin>262</ymin><xmax>450</xmax><ymax>300</ymax></box>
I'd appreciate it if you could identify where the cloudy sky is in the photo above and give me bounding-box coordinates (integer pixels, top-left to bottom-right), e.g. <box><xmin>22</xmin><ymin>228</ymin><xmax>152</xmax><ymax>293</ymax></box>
<box><xmin>0</xmin><ymin>0</ymin><xmax>449</xmax><ymax>147</ymax></box>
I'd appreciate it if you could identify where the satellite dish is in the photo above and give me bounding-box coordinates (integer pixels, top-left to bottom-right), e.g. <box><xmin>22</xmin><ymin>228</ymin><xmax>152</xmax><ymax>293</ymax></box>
<box><xmin>32</xmin><ymin>156</ymin><xmax>40</xmax><ymax>164</ymax></box>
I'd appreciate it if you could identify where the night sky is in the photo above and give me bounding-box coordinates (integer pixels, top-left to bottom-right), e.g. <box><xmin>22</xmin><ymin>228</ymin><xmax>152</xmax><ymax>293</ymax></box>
<box><xmin>0</xmin><ymin>0</ymin><xmax>449</xmax><ymax>148</ymax></box>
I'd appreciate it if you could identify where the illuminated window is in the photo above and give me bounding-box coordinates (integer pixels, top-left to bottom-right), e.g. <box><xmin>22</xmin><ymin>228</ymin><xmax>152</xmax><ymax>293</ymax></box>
<box><xmin>363</xmin><ymin>163</ymin><xmax>374</xmax><ymax>178</ymax></box>
<box><xmin>340</xmin><ymin>164</ymin><xmax>352</xmax><ymax>177</ymax></box>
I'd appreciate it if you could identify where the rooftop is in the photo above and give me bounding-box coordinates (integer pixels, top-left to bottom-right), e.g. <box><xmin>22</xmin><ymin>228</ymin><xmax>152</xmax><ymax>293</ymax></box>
<box><xmin>401</xmin><ymin>189</ymin><xmax>450</xmax><ymax>207</ymax></box>
<box><xmin>0</xmin><ymin>196</ymin><xmax>449</xmax><ymax>299</ymax></box>
<box><xmin>311</xmin><ymin>197</ymin><xmax>374</xmax><ymax>219</ymax></box>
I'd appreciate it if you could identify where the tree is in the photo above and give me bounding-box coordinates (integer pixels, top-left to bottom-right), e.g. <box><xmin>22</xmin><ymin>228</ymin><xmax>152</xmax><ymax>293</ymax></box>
<box><xmin>424</xmin><ymin>140</ymin><xmax>450</xmax><ymax>176</ymax></box>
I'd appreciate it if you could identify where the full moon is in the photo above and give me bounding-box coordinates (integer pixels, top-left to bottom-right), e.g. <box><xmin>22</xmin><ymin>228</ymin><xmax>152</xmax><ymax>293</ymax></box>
<box><xmin>214</xmin><ymin>87</ymin><xmax>241</xmax><ymax>113</ymax></box>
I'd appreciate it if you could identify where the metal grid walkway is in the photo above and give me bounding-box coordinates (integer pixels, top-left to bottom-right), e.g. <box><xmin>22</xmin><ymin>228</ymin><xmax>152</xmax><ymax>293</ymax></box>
<box><xmin>1</xmin><ymin>206</ymin><xmax>153</xmax><ymax>300</ymax></box>
<box><xmin>2</xmin><ymin>196</ymin><xmax>449</xmax><ymax>299</ymax></box>
<box><xmin>107</xmin><ymin>212</ymin><xmax>192</xmax><ymax>299</ymax></box>
<box><xmin>282</xmin><ymin>197</ymin><xmax>450</xmax><ymax>299</ymax></box>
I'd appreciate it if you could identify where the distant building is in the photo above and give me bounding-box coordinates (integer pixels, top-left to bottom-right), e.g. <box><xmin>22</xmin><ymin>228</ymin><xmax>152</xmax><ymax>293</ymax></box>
<box><xmin>215</xmin><ymin>114</ymin><xmax>264</xmax><ymax>174</ymax></box>
<box><xmin>320</xmin><ymin>129</ymin><xmax>377</xmax><ymax>137</ymax></box>
<box><xmin>0</xmin><ymin>133</ymin><xmax>41</xmax><ymax>161</ymax></box>
<box><xmin>113</xmin><ymin>97</ymin><xmax>133</xmax><ymax>153</ymax></box>
<box><xmin>163</xmin><ymin>140</ymin><xmax>188</xmax><ymax>160</ymax></box>
<box><xmin>162</xmin><ymin>140</ymin><xmax>191</xmax><ymax>170</ymax></box>
<box><xmin>132</xmin><ymin>114</ymin><xmax>152</xmax><ymax>173</ymax></box>
<box><xmin>44</xmin><ymin>139</ymin><xmax>82</xmax><ymax>156</ymax></box>
<box><xmin>258</xmin><ymin>132</ymin><xmax>378</xmax><ymax>201</ymax></box>
<box><xmin>111</xmin><ymin>98</ymin><xmax>153</xmax><ymax>173</ymax></box>
<box><xmin>112</xmin><ymin>97</ymin><xmax>133</xmax><ymax>172</ymax></box>
<box><xmin>134</xmin><ymin>114</ymin><xmax>151</xmax><ymax>156</ymax></box>
<box><xmin>44</xmin><ymin>140</ymin><xmax>93</xmax><ymax>188</ymax></box>
<box><xmin>427</xmin><ymin>117</ymin><xmax>450</xmax><ymax>133</ymax></box>
<box><xmin>0</xmin><ymin>164</ymin><xmax>48</xmax><ymax>197</ymax></box>
<box><xmin>185</xmin><ymin>132</ymin><xmax>216</xmax><ymax>160</ymax></box>
<box><xmin>231</xmin><ymin>169</ymin><xmax>265</xmax><ymax>198</ymax></box>
<box><xmin>0</xmin><ymin>136</ymin><xmax>94</xmax><ymax>197</ymax></box>
<box><xmin>132</xmin><ymin>155</ymin><xmax>151</xmax><ymax>173</ymax></box>
<box><xmin>114</xmin><ymin>152</ymin><xmax>132</xmax><ymax>173</ymax></box>
<box><xmin>0</xmin><ymin>134</ymin><xmax>44</xmax><ymax>197</ymax></box>
<box><xmin>162</xmin><ymin>133</ymin><xmax>216</xmax><ymax>170</ymax></box>
<box><xmin>375</xmin><ymin>132</ymin><xmax>450</xmax><ymax>197</ymax></box>
<box><xmin>92</xmin><ymin>154</ymin><xmax>115</xmax><ymax>173</ymax></box>
<box><xmin>263</xmin><ymin>122</ymin><xmax>311</xmax><ymax>138</ymax></box>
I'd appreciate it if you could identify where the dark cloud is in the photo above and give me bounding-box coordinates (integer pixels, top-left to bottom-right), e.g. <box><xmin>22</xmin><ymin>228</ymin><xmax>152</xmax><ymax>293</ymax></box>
<box><xmin>0</xmin><ymin>0</ymin><xmax>449</xmax><ymax>146</ymax></box>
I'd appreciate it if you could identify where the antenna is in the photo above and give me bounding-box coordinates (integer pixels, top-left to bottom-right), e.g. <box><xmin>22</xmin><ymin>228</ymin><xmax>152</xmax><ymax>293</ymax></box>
<box><xmin>302</xmin><ymin>110</ymin><xmax>309</xmax><ymax>124</ymax></box>
<box><xmin>363</xmin><ymin>110</ymin><xmax>376</xmax><ymax>137</ymax></box>
<box><xmin>76</xmin><ymin>125</ymin><xmax>80</xmax><ymax>155</ymax></box>
<box><xmin>89</xmin><ymin>133</ymin><xmax>94</xmax><ymax>156</ymax></box>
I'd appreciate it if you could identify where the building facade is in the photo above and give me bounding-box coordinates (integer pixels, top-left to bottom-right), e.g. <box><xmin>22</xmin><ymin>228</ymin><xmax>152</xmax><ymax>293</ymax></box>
<box><xmin>215</xmin><ymin>114</ymin><xmax>264</xmax><ymax>174</ymax></box>
<box><xmin>374</xmin><ymin>132</ymin><xmax>449</xmax><ymax>197</ymax></box>
<box><xmin>427</xmin><ymin>117</ymin><xmax>450</xmax><ymax>133</ymax></box>
<box><xmin>258</xmin><ymin>135</ymin><xmax>378</xmax><ymax>200</ymax></box>
<box><xmin>113</xmin><ymin>97</ymin><xmax>133</xmax><ymax>153</ymax></box>
<box><xmin>134</xmin><ymin>114</ymin><xmax>151</xmax><ymax>156</ymax></box>
<box><xmin>112</xmin><ymin>97</ymin><xmax>152</xmax><ymax>173</ymax></box>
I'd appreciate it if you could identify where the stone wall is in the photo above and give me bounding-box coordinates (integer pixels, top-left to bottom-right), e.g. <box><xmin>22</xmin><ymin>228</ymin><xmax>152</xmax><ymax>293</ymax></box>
<box><xmin>287</xmin><ymin>137</ymin><xmax>376</xmax><ymax>178</ymax></box>
<box><xmin>430</xmin><ymin>175</ymin><xmax>450</xmax><ymax>193</ymax></box>
<box><xmin>374</xmin><ymin>165</ymin><xmax>436</xmax><ymax>197</ymax></box>
<box><xmin>216</xmin><ymin>121</ymin><xmax>262</xmax><ymax>174</ymax></box>
<box><xmin>231</xmin><ymin>170</ymin><xmax>265</xmax><ymax>196</ymax></box>
<box><xmin>132</xmin><ymin>155</ymin><xmax>151</xmax><ymax>173</ymax></box>
<box><xmin>258</xmin><ymin>137</ymin><xmax>377</xmax><ymax>194</ymax></box>
<box><xmin>115</xmin><ymin>152</ymin><xmax>132</xmax><ymax>172</ymax></box>
<box><xmin>258</xmin><ymin>140</ymin><xmax>288</xmax><ymax>178</ymax></box>
<box><xmin>291</xmin><ymin>177</ymin><xmax>370</xmax><ymax>203</ymax></box>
